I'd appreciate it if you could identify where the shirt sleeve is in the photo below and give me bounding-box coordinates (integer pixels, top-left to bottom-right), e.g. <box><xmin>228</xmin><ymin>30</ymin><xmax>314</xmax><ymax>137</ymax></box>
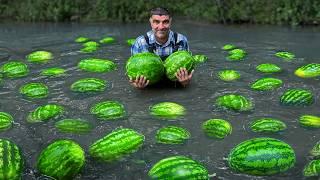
<box><xmin>177</xmin><ymin>34</ymin><xmax>189</xmax><ymax>52</ymax></box>
<box><xmin>131</xmin><ymin>36</ymin><xmax>149</xmax><ymax>56</ymax></box>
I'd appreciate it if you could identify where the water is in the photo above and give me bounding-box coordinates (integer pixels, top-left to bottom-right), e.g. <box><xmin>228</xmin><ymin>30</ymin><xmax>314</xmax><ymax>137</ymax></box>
<box><xmin>0</xmin><ymin>21</ymin><xmax>319</xmax><ymax>179</ymax></box>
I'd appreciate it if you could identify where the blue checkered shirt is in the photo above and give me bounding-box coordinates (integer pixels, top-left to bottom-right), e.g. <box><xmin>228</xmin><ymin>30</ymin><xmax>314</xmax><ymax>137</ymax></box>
<box><xmin>131</xmin><ymin>30</ymin><xmax>189</xmax><ymax>57</ymax></box>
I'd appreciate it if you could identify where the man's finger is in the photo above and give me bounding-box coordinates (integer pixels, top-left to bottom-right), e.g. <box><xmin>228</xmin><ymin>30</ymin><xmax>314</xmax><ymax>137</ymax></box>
<box><xmin>189</xmin><ymin>69</ymin><xmax>194</xmax><ymax>78</ymax></box>
<box><xmin>145</xmin><ymin>80</ymin><xmax>150</xmax><ymax>87</ymax></box>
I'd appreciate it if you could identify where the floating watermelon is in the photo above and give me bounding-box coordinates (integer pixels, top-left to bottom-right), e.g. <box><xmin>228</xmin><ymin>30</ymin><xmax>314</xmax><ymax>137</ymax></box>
<box><xmin>90</xmin><ymin>101</ymin><xmax>125</xmax><ymax>120</ymax></box>
<box><xmin>280</xmin><ymin>89</ymin><xmax>313</xmax><ymax>106</ymax></box>
<box><xmin>82</xmin><ymin>41</ymin><xmax>99</xmax><ymax>47</ymax></box>
<box><xmin>256</xmin><ymin>63</ymin><xmax>282</xmax><ymax>73</ymax></box>
<box><xmin>303</xmin><ymin>160</ymin><xmax>320</xmax><ymax>177</ymax></box>
<box><xmin>202</xmin><ymin>119</ymin><xmax>232</xmax><ymax>139</ymax></box>
<box><xmin>126</xmin><ymin>38</ymin><xmax>136</xmax><ymax>46</ymax></box>
<box><xmin>80</xmin><ymin>46</ymin><xmax>98</xmax><ymax>53</ymax></box>
<box><xmin>222</xmin><ymin>44</ymin><xmax>236</xmax><ymax>51</ymax></box>
<box><xmin>19</xmin><ymin>82</ymin><xmax>48</xmax><ymax>99</ymax></box>
<box><xmin>75</xmin><ymin>36</ymin><xmax>90</xmax><ymax>43</ymax></box>
<box><xmin>216</xmin><ymin>94</ymin><xmax>253</xmax><ymax>111</ymax></box>
<box><xmin>275</xmin><ymin>51</ymin><xmax>295</xmax><ymax>60</ymax></box>
<box><xmin>250</xmin><ymin>118</ymin><xmax>287</xmax><ymax>133</ymax></box>
<box><xmin>294</xmin><ymin>63</ymin><xmax>320</xmax><ymax>78</ymax></box>
<box><xmin>250</xmin><ymin>77</ymin><xmax>283</xmax><ymax>91</ymax></box>
<box><xmin>40</xmin><ymin>67</ymin><xmax>66</xmax><ymax>77</ymax></box>
<box><xmin>99</xmin><ymin>37</ymin><xmax>115</xmax><ymax>44</ymax></box>
<box><xmin>27</xmin><ymin>104</ymin><xmax>64</xmax><ymax>123</ymax></box>
<box><xmin>218</xmin><ymin>70</ymin><xmax>241</xmax><ymax>81</ymax></box>
<box><xmin>70</xmin><ymin>78</ymin><xmax>107</xmax><ymax>93</ymax></box>
<box><xmin>150</xmin><ymin>102</ymin><xmax>186</xmax><ymax>119</ymax></box>
<box><xmin>0</xmin><ymin>112</ymin><xmax>13</xmax><ymax>131</ymax></box>
<box><xmin>78</xmin><ymin>58</ymin><xmax>116</xmax><ymax>73</ymax></box>
<box><xmin>310</xmin><ymin>141</ymin><xmax>320</xmax><ymax>159</ymax></box>
<box><xmin>227</xmin><ymin>48</ymin><xmax>246</xmax><ymax>61</ymax></box>
<box><xmin>26</xmin><ymin>51</ymin><xmax>53</xmax><ymax>63</ymax></box>
<box><xmin>0</xmin><ymin>61</ymin><xmax>29</xmax><ymax>78</ymax></box>
<box><xmin>55</xmin><ymin>119</ymin><xmax>92</xmax><ymax>134</ymax></box>
<box><xmin>193</xmin><ymin>54</ymin><xmax>208</xmax><ymax>64</ymax></box>
<box><xmin>299</xmin><ymin>115</ymin><xmax>320</xmax><ymax>128</ymax></box>
<box><xmin>156</xmin><ymin>126</ymin><xmax>190</xmax><ymax>144</ymax></box>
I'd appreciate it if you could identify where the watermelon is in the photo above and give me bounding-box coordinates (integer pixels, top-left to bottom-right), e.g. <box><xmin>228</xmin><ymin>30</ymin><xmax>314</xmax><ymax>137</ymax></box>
<box><xmin>222</xmin><ymin>44</ymin><xmax>236</xmax><ymax>51</ymax></box>
<box><xmin>202</xmin><ymin>119</ymin><xmax>232</xmax><ymax>139</ymax></box>
<box><xmin>148</xmin><ymin>156</ymin><xmax>209</xmax><ymax>179</ymax></box>
<box><xmin>99</xmin><ymin>37</ymin><xmax>115</xmax><ymax>44</ymax></box>
<box><xmin>0</xmin><ymin>139</ymin><xmax>24</xmax><ymax>180</ymax></box>
<box><xmin>78</xmin><ymin>58</ymin><xmax>116</xmax><ymax>73</ymax></box>
<box><xmin>26</xmin><ymin>51</ymin><xmax>53</xmax><ymax>63</ymax></box>
<box><xmin>89</xmin><ymin>128</ymin><xmax>144</xmax><ymax>162</ymax></box>
<box><xmin>310</xmin><ymin>141</ymin><xmax>320</xmax><ymax>159</ymax></box>
<box><xmin>83</xmin><ymin>41</ymin><xmax>99</xmax><ymax>47</ymax></box>
<box><xmin>228</xmin><ymin>137</ymin><xmax>296</xmax><ymax>176</ymax></box>
<box><xmin>250</xmin><ymin>77</ymin><xmax>283</xmax><ymax>91</ymax></box>
<box><xmin>126</xmin><ymin>38</ymin><xmax>136</xmax><ymax>46</ymax></box>
<box><xmin>294</xmin><ymin>63</ymin><xmax>320</xmax><ymax>78</ymax></box>
<box><xmin>275</xmin><ymin>51</ymin><xmax>295</xmax><ymax>60</ymax></box>
<box><xmin>0</xmin><ymin>112</ymin><xmax>13</xmax><ymax>131</ymax></box>
<box><xmin>193</xmin><ymin>54</ymin><xmax>208</xmax><ymax>64</ymax></box>
<box><xmin>250</xmin><ymin>118</ymin><xmax>287</xmax><ymax>133</ymax></box>
<box><xmin>150</xmin><ymin>102</ymin><xmax>186</xmax><ymax>119</ymax></box>
<box><xmin>70</xmin><ymin>78</ymin><xmax>107</xmax><ymax>93</ymax></box>
<box><xmin>280</xmin><ymin>89</ymin><xmax>313</xmax><ymax>106</ymax></box>
<box><xmin>40</xmin><ymin>67</ymin><xmax>66</xmax><ymax>77</ymax></box>
<box><xmin>55</xmin><ymin>119</ymin><xmax>92</xmax><ymax>134</ymax></box>
<box><xmin>299</xmin><ymin>115</ymin><xmax>320</xmax><ymax>128</ymax></box>
<box><xmin>75</xmin><ymin>36</ymin><xmax>90</xmax><ymax>43</ymax></box>
<box><xmin>218</xmin><ymin>70</ymin><xmax>240</xmax><ymax>81</ymax></box>
<box><xmin>156</xmin><ymin>126</ymin><xmax>190</xmax><ymax>144</ymax></box>
<box><xmin>303</xmin><ymin>160</ymin><xmax>320</xmax><ymax>177</ymax></box>
<box><xmin>27</xmin><ymin>104</ymin><xmax>64</xmax><ymax>123</ymax></box>
<box><xmin>126</xmin><ymin>52</ymin><xmax>164</xmax><ymax>84</ymax></box>
<box><xmin>164</xmin><ymin>50</ymin><xmax>195</xmax><ymax>81</ymax></box>
<box><xmin>227</xmin><ymin>48</ymin><xmax>246</xmax><ymax>61</ymax></box>
<box><xmin>215</xmin><ymin>94</ymin><xmax>253</xmax><ymax>111</ymax></box>
<box><xmin>37</xmin><ymin>140</ymin><xmax>85</xmax><ymax>180</ymax></box>
<box><xmin>90</xmin><ymin>101</ymin><xmax>125</xmax><ymax>120</ymax></box>
<box><xmin>0</xmin><ymin>61</ymin><xmax>29</xmax><ymax>78</ymax></box>
<box><xmin>256</xmin><ymin>63</ymin><xmax>282</xmax><ymax>73</ymax></box>
<box><xmin>80</xmin><ymin>46</ymin><xmax>98</xmax><ymax>53</ymax></box>
<box><xmin>19</xmin><ymin>82</ymin><xmax>48</xmax><ymax>99</ymax></box>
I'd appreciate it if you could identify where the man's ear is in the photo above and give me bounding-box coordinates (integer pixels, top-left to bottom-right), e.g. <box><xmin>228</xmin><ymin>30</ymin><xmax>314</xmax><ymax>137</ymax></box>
<box><xmin>149</xmin><ymin>17</ymin><xmax>153</xmax><ymax>24</ymax></box>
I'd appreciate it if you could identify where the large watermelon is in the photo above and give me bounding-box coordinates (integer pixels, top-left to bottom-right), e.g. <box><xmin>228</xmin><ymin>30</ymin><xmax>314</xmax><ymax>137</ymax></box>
<box><xmin>126</xmin><ymin>52</ymin><xmax>164</xmax><ymax>84</ymax></box>
<box><xmin>215</xmin><ymin>94</ymin><xmax>253</xmax><ymax>111</ymax></box>
<box><xmin>0</xmin><ymin>61</ymin><xmax>29</xmax><ymax>78</ymax></box>
<box><xmin>164</xmin><ymin>50</ymin><xmax>194</xmax><ymax>81</ymax></box>
<box><xmin>89</xmin><ymin>128</ymin><xmax>144</xmax><ymax>162</ymax></box>
<box><xmin>228</xmin><ymin>137</ymin><xmax>296</xmax><ymax>176</ymax></box>
<box><xmin>280</xmin><ymin>89</ymin><xmax>313</xmax><ymax>106</ymax></box>
<box><xmin>37</xmin><ymin>140</ymin><xmax>85</xmax><ymax>180</ymax></box>
<box><xmin>294</xmin><ymin>63</ymin><xmax>320</xmax><ymax>78</ymax></box>
<box><xmin>148</xmin><ymin>156</ymin><xmax>209</xmax><ymax>179</ymax></box>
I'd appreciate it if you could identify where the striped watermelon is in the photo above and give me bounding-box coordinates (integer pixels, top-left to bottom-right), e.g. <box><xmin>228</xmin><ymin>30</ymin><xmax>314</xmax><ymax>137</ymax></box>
<box><xmin>303</xmin><ymin>160</ymin><xmax>320</xmax><ymax>177</ymax></box>
<box><xmin>280</xmin><ymin>89</ymin><xmax>313</xmax><ymax>106</ymax></box>
<box><xmin>310</xmin><ymin>141</ymin><xmax>320</xmax><ymax>159</ymax></box>
<box><xmin>0</xmin><ymin>112</ymin><xmax>13</xmax><ymax>131</ymax></box>
<box><xmin>27</xmin><ymin>104</ymin><xmax>64</xmax><ymax>123</ymax></box>
<box><xmin>70</xmin><ymin>78</ymin><xmax>107</xmax><ymax>92</ymax></box>
<box><xmin>299</xmin><ymin>115</ymin><xmax>320</xmax><ymax>128</ymax></box>
<box><xmin>150</xmin><ymin>102</ymin><xmax>186</xmax><ymax>119</ymax></box>
<box><xmin>227</xmin><ymin>48</ymin><xmax>246</xmax><ymax>61</ymax></box>
<box><xmin>37</xmin><ymin>140</ymin><xmax>85</xmax><ymax>180</ymax></box>
<box><xmin>80</xmin><ymin>46</ymin><xmax>98</xmax><ymax>53</ymax></box>
<box><xmin>99</xmin><ymin>37</ymin><xmax>115</xmax><ymax>44</ymax></box>
<box><xmin>222</xmin><ymin>44</ymin><xmax>236</xmax><ymax>51</ymax></box>
<box><xmin>89</xmin><ymin>128</ymin><xmax>144</xmax><ymax>162</ymax></box>
<box><xmin>215</xmin><ymin>94</ymin><xmax>253</xmax><ymax>111</ymax></box>
<box><xmin>78</xmin><ymin>58</ymin><xmax>116</xmax><ymax>73</ymax></box>
<box><xmin>90</xmin><ymin>101</ymin><xmax>125</xmax><ymax>120</ymax></box>
<box><xmin>148</xmin><ymin>156</ymin><xmax>209</xmax><ymax>179</ymax></box>
<box><xmin>295</xmin><ymin>63</ymin><xmax>320</xmax><ymax>78</ymax></box>
<box><xmin>156</xmin><ymin>126</ymin><xmax>190</xmax><ymax>144</ymax></box>
<box><xmin>250</xmin><ymin>77</ymin><xmax>283</xmax><ymax>91</ymax></box>
<box><xmin>0</xmin><ymin>61</ymin><xmax>29</xmax><ymax>78</ymax></box>
<box><xmin>40</xmin><ymin>67</ymin><xmax>66</xmax><ymax>77</ymax></box>
<box><xmin>228</xmin><ymin>137</ymin><xmax>296</xmax><ymax>176</ymax></box>
<box><xmin>250</xmin><ymin>118</ymin><xmax>287</xmax><ymax>133</ymax></box>
<box><xmin>275</xmin><ymin>51</ymin><xmax>295</xmax><ymax>60</ymax></box>
<box><xmin>164</xmin><ymin>51</ymin><xmax>195</xmax><ymax>81</ymax></box>
<box><xmin>193</xmin><ymin>54</ymin><xmax>208</xmax><ymax>64</ymax></box>
<box><xmin>55</xmin><ymin>119</ymin><xmax>92</xmax><ymax>134</ymax></box>
<box><xmin>26</xmin><ymin>51</ymin><xmax>53</xmax><ymax>63</ymax></box>
<box><xmin>19</xmin><ymin>82</ymin><xmax>48</xmax><ymax>99</ymax></box>
<box><xmin>126</xmin><ymin>38</ymin><xmax>135</xmax><ymax>46</ymax></box>
<box><xmin>75</xmin><ymin>36</ymin><xmax>90</xmax><ymax>43</ymax></box>
<box><xmin>217</xmin><ymin>70</ymin><xmax>241</xmax><ymax>82</ymax></box>
<box><xmin>202</xmin><ymin>119</ymin><xmax>232</xmax><ymax>139</ymax></box>
<box><xmin>83</xmin><ymin>41</ymin><xmax>99</xmax><ymax>47</ymax></box>
<box><xmin>256</xmin><ymin>63</ymin><xmax>282</xmax><ymax>73</ymax></box>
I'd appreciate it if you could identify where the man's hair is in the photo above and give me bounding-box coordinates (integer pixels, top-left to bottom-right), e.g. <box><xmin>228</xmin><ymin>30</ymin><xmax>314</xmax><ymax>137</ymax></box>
<box><xmin>150</xmin><ymin>7</ymin><xmax>171</xmax><ymax>17</ymax></box>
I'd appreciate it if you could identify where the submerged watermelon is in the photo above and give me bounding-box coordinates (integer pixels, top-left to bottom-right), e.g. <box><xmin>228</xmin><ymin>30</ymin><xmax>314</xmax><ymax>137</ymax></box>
<box><xmin>0</xmin><ymin>112</ymin><xmax>13</xmax><ymax>131</ymax></box>
<box><xmin>78</xmin><ymin>58</ymin><xmax>116</xmax><ymax>73</ymax></box>
<box><xmin>37</xmin><ymin>140</ymin><xmax>85</xmax><ymax>180</ymax></box>
<box><xmin>19</xmin><ymin>82</ymin><xmax>48</xmax><ymax>99</ymax></box>
<box><xmin>0</xmin><ymin>61</ymin><xmax>29</xmax><ymax>78</ymax></box>
<box><xmin>71</xmin><ymin>78</ymin><xmax>107</xmax><ymax>92</ymax></box>
<box><xmin>250</xmin><ymin>77</ymin><xmax>283</xmax><ymax>91</ymax></box>
<box><xmin>218</xmin><ymin>70</ymin><xmax>241</xmax><ymax>81</ymax></box>
<box><xmin>26</xmin><ymin>51</ymin><xmax>53</xmax><ymax>63</ymax></box>
<box><xmin>126</xmin><ymin>52</ymin><xmax>164</xmax><ymax>84</ymax></box>
<box><xmin>83</xmin><ymin>41</ymin><xmax>99</xmax><ymax>47</ymax></box>
<box><xmin>303</xmin><ymin>160</ymin><xmax>320</xmax><ymax>177</ymax></box>
<box><xmin>202</xmin><ymin>119</ymin><xmax>232</xmax><ymax>139</ymax></box>
<box><xmin>227</xmin><ymin>48</ymin><xmax>246</xmax><ymax>61</ymax></box>
<box><xmin>310</xmin><ymin>141</ymin><xmax>320</xmax><ymax>159</ymax></box>
<box><xmin>193</xmin><ymin>54</ymin><xmax>208</xmax><ymax>64</ymax></box>
<box><xmin>40</xmin><ymin>67</ymin><xmax>66</xmax><ymax>77</ymax></box>
<box><xmin>294</xmin><ymin>63</ymin><xmax>320</xmax><ymax>78</ymax></box>
<box><xmin>90</xmin><ymin>101</ymin><xmax>125</xmax><ymax>120</ymax></box>
<box><xmin>228</xmin><ymin>137</ymin><xmax>296</xmax><ymax>176</ymax></box>
<box><xmin>99</xmin><ymin>37</ymin><xmax>115</xmax><ymax>44</ymax></box>
<box><xmin>150</xmin><ymin>102</ymin><xmax>186</xmax><ymax>119</ymax></box>
<box><xmin>0</xmin><ymin>139</ymin><xmax>24</xmax><ymax>180</ymax></box>
<box><xmin>164</xmin><ymin>50</ymin><xmax>195</xmax><ymax>81</ymax></box>
<box><xmin>222</xmin><ymin>44</ymin><xmax>236</xmax><ymax>51</ymax></box>
<box><xmin>27</xmin><ymin>104</ymin><xmax>64</xmax><ymax>123</ymax></box>
<box><xmin>275</xmin><ymin>51</ymin><xmax>295</xmax><ymax>60</ymax></box>
<box><xmin>216</xmin><ymin>94</ymin><xmax>253</xmax><ymax>111</ymax></box>
<box><xmin>148</xmin><ymin>156</ymin><xmax>209</xmax><ymax>179</ymax></box>
<box><xmin>256</xmin><ymin>63</ymin><xmax>282</xmax><ymax>73</ymax></box>
<box><xmin>299</xmin><ymin>115</ymin><xmax>320</xmax><ymax>128</ymax></box>
<box><xmin>75</xmin><ymin>36</ymin><xmax>90</xmax><ymax>43</ymax></box>
<box><xmin>156</xmin><ymin>126</ymin><xmax>190</xmax><ymax>144</ymax></box>
<box><xmin>250</xmin><ymin>118</ymin><xmax>287</xmax><ymax>133</ymax></box>
<box><xmin>55</xmin><ymin>119</ymin><xmax>92</xmax><ymax>134</ymax></box>
<box><xmin>80</xmin><ymin>46</ymin><xmax>98</xmax><ymax>53</ymax></box>
<box><xmin>280</xmin><ymin>89</ymin><xmax>314</xmax><ymax>106</ymax></box>
<box><xmin>89</xmin><ymin>128</ymin><xmax>144</xmax><ymax>162</ymax></box>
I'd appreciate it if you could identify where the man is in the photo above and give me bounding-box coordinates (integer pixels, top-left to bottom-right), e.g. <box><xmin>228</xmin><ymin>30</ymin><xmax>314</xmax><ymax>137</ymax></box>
<box><xmin>130</xmin><ymin>7</ymin><xmax>194</xmax><ymax>89</ymax></box>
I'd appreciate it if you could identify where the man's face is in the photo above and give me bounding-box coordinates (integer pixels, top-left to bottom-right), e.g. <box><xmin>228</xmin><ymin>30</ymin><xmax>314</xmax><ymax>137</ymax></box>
<box><xmin>149</xmin><ymin>15</ymin><xmax>171</xmax><ymax>40</ymax></box>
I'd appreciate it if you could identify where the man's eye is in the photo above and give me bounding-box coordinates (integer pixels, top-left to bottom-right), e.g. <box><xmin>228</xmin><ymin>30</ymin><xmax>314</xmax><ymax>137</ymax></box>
<box><xmin>163</xmin><ymin>20</ymin><xmax>169</xmax><ymax>24</ymax></box>
<box><xmin>154</xmin><ymin>20</ymin><xmax>160</xmax><ymax>24</ymax></box>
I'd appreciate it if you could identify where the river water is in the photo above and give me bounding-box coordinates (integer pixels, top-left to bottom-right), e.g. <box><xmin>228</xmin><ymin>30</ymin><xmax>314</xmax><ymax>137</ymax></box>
<box><xmin>0</xmin><ymin>21</ymin><xmax>319</xmax><ymax>179</ymax></box>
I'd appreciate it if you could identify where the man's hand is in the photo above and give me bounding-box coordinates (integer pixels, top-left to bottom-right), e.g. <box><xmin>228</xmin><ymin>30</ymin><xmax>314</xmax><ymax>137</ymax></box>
<box><xmin>129</xmin><ymin>75</ymin><xmax>150</xmax><ymax>89</ymax></box>
<box><xmin>175</xmin><ymin>67</ymin><xmax>194</xmax><ymax>87</ymax></box>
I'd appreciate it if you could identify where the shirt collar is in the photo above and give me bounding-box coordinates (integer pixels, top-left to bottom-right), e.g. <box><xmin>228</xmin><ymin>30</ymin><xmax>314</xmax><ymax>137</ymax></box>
<box><xmin>147</xmin><ymin>30</ymin><xmax>174</xmax><ymax>46</ymax></box>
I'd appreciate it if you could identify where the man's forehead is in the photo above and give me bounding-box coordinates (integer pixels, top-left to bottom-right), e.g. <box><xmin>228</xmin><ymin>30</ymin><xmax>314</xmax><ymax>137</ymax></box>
<box><xmin>151</xmin><ymin>15</ymin><xmax>171</xmax><ymax>20</ymax></box>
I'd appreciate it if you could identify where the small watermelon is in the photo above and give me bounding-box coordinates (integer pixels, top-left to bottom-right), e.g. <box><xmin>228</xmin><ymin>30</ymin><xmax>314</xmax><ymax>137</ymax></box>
<box><xmin>99</xmin><ymin>37</ymin><xmax>115</xmax><ymax>44</ymax></box>
<box><xmin>250</xmin><ymin>118</ymin><xmax>287</xmax><ymax>133</ymax></box>
<box><xmin>275</xmin><ymin>51</ymin><xmax>295</xmax><ymax>60</ymax></box>
<box><xmin>0</xmin><ymin>61</ymin><xmax>29</xmax><ymax>78</ymax></box>
<box><xmin>0</xmin><ymin>112</ymin><xmax>13</xmax><ymax>131</ymax></box>
<box><xmin>294</xmin><ymin>63</ymin><xmax>320</xmax><ymax>78</ymax></box>
<box><xmin>222</xmin><ymin>44</ymin><xmax>236</xmax><ymax>51</ymax></box>
<box><xmin>202</xmin><ymin>119</ymin><xmax>232</xmax><ymax>139</ymax></box>
<box><xmin>26</xmin><ymin>51</ymin><xmax>53</xmax><ymax>63</ymax></box>
<box><xmin>90</xmin><ymin>101</ymin><xmax>125</xmax><ymax>120</ymax></box>
<box><xmin>75</xmin><ymin>36</ymin><xmax>90</xmax><ymax>43</ymax></box>
<box><xmin>150</xmin><ymin>102</ymin><xmax>186</xmax><ymax>119</ymax></box>
<box><xmin>19</xmin><ymin>82</ymin><xmax>48</xmax><ymax>99</ymax></box>
<box><xmin>193</xmin><ymin>54</ymin><xmax>208</xmax><ymax>64</ymax></box>
<box><xmin>280</xmin><ymin>89</ymin><xmax>313</xmax><ymax>106</ymax></box>
<box><xmin>299</xmin><ymin>115</ymin><xmax>320</xmax><ymax>128</ymax></box>
<box><xmin>310</xmin><ymin>141</ymin><xmax>320</xmax><ymax>159</ymax></box>
<box><xmin>78</xmin><ymin>58</ymin><xmax>116</xmax><ymax>73</ymax></box>
<box><xmin>70</xmin><ymin>78</ymin><xmax>107</xmax><ymax>93</ymax></box>
<box><xmin>218</xmin><ymin>70</ymin><xmax>241</xmax><ymax>81</ymax></box>
<box><xmin>83</xmin><ymin>41</ymin><xmax>99</xmax><ymax>47</ymax></box>
<box><xmin>303</xmin><ymin>160</ymin><xmax>320</xmax><ymax>177</ymax></box>
<box><xmin>227</xmin><ymin>48</ymin><xmax>246</xmax><ymax>61</ymax></box>
<box><xmin>256</xmin><ymin>63</ymin><xmax>282</xmax><ymax>73</ymax></box>
<box><xmin>156</xmin><ymin>126</ymin><xmax>190</xmax><ymax>144</ymax></box>
<box><xmin>27</xmin><ymin>104</ymin><xmax>64</xmax><ymax>123</ymax></box>
<box><xmin>80</xmin><ymin>46</ymin><xmax>98</xmax><ymax>53</ymax></box>
<box><xmin>55</xmin><ymin>119</ymin><xmax>92</xmax><ymax>134</ymax></box>
<box><xmin>215</xmin><ymin>94</ymin><xmax>253</xmax><ymax>111</ymax></box>
<box><xmin>40</xmin><ymin>67</ymin><xmax>66</xmax><ymax>77</ymax></box>
<box><xmin>250</xmin><ymin>77</ymin><xmax>283</xmax><ymax>91</ymax></box>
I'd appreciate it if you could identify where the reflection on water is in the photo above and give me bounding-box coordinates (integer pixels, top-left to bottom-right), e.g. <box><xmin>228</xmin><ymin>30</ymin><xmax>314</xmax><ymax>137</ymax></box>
<box><xmin>0</xmin><ymin>22</ymin><xmax>319</xmax><ymax>179</ymax></box>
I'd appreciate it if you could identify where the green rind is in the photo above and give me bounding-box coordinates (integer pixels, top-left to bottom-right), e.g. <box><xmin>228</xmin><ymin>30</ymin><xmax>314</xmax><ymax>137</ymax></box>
<box><xmin>222</xmin><ymin>44</ymin><xmax>236</xmax><ymax>51</ymax></box>
<box><xmin>0</xmin><ymin>112</ymin><xmax>13</xmax><ymax>131</ymax></box>
<box><xmin>19</xmin><ymin>82</ymin><xmax>49</xmax><ymax>99</ymax></box>
<box><xmin>0</xmin><ymin>61</ymin><xmax>29</xmax><ymax>78</ymax></box>
<box><xmin>27</xmin><ymin>104</ymin><xmax>64</xmax><ymax>123</ymax></box>
<box><xmin>126</xmin><ymin>52</ymin><xmax>164</xmax><ymax>84</ymax></box>
<box><xmin>70</xmin><ymin>78</ymin><xmax>107</xmax><ymax>92</ymax></box>
<box><xmin>303</xmin><ymin>160</ymin><xmax>320</xmax><ymax>177</ymax></box>
<box><xmin>126</xmin><ymin>38</ymin><xmax>136</xmax><ymax>46</ymax></box>
<box><xmin>148</xmin><ymin>156</ymin><xmax>209</xmax><ymax>179</ymax></box>
<box><xmin>40</xmin><ymin>67</ymin><xmax>66</xmax><ymax>77</ymax></box>
<box><xmin>82</xmin><ymin>41</ymin><xmax>99</xmax><ymax>47</ymax></box>
<box><xmin>299</xmin><ymin>115</ymin><xmax>320</xmax><ymax>128</ymax></box>
<box><xmin>55</xmin><ymin>119</ymin><xmax>92</xmax><ymax>134</ymax></box>
<box><xmin>78</xmin><ymin>58</ymin><xmax>116</xmax><ymax>73</ymax></box>
<box><xmin>250</xmin><ymin>77</ymin><xmax>283</xmax><ymax>91</ymax></box>
<box><xmin>37</xmin><ymin>140</ymin><xmax>85</xmax><ymax>180</ymax></box>
<box><xmin>90</xmin><ymin>101</ymin><xmax>125</xmax><ymax>120</ymax></box>
<box><xmin>216</xmin><ymin>94</ymin><xmax>253</xmax><ymax>111</ymax></box>
<box><xmin>99</xmin><ymin>37</ymin><xmax>115</xmax><ymax>44</ymax></box>
<box><xmin>202</xmin><ymin>119</ymin><xmax>232</xmax><ymax>139</ymax></box>
<box><xmin>164</xmin><ymin>50</ymin><xmax>195</xmax><ymax>81</ymax></box>
<box><xmin>228</xmin><ymin>137</ymin><xmax>296</xmax><ymax>176</ymax></box>
<box><xmin>295</xmin><ymin>63</ymin><xmax>320</xmax><ymax>78</ymax></box>
<box><xmin>227</xmin><ymin>49</ymin><xmax>246</xmax><ymax>61</ymax></box>
<box><xmin>275</xmin><ymin>51</ymin><xmax>295</xmax><ymax>60</ymax></box>
<box><xmin>26</xmin><ymin>51</ymin><xmax>53</xmax><ymax>63</ymax></box>
<box><xmin>193</xmin><ymin>54</ymin><xmax>208</xmax><ymax>64</ymax></box>
<box><xmin>156</xmin><ymin>126</ymin><xmax>190</xmax><ymax>144</ymax></box>
<box><xmin>256</xmin><ymin>63</ymin><xmax>282</xmax><ymax>73</ymax></box>
<box><xmin>310</xmin><ymin>141</ymin><xmax>320</xmax><ymax>159</ymax></box>
<box><xmin>80</xmin><ymin>46</ymin><xmax>98</xmax><ymax>53</ymax></box>
<box><xmin>218</xmin><ymin>70</ymin><xmax>241</xmax><ymax>81</ymax></box>
<box><xmin>89</xmin><ymin>128</ymin><xmax>144</xmax><ymax>162</ymax></box>
<box><xmin>75</xmin><ymin>36</ymin><xmax>90</xmax><ymax>43</ymax></box>
<box><xmin>280</xmin><ymin>89</ymin><xmax>314</xmax><ymax>106</ymax></box>
<box><xmin>250</xmin><ymin>118</ymin><xmax>287</xmax><ymax>133</ymax></box>
<box><xmin>150</xmin><ymin>102</ymin><xmax>186</xmax><ymax>119</ymax></box>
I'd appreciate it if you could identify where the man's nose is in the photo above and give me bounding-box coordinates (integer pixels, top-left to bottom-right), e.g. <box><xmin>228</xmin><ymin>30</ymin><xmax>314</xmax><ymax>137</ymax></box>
<box><xmin>158</xmin><ymin>23</ymin><xmax>166</xmax><ymax>29</ymax></box>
